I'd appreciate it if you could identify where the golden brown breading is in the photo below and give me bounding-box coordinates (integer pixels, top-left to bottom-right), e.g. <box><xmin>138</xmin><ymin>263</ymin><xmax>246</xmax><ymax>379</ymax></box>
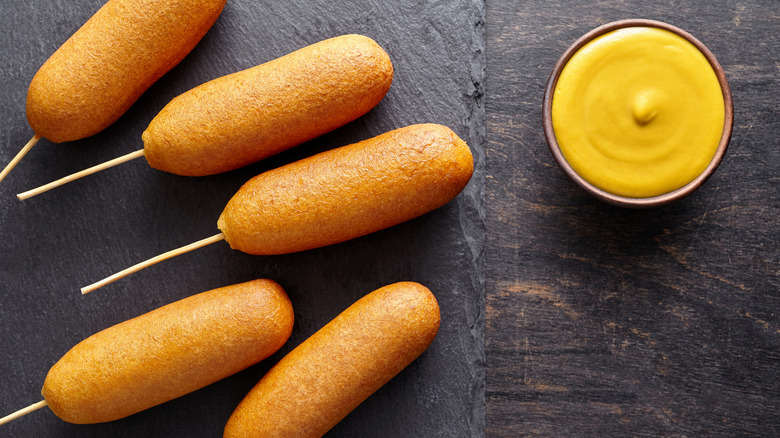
<box><xmin>218</xmin><ymin>123</ymin><xmax>474</xmax><ymax>255</ymax></box>
<box><xmin>224</xmin><ymin>282</ymin><xmax>440</xmax><ymax>438</ymax></box>
<box><xmin>42</xmin><ymin>279</ymin><xmax>293</xmax><ymax>424</ymax></box>
<box><xmin>142</xmin><ymin>34</ymin><xmax>394</xmax><ymax>176</ymax></box>
<box><xmin>27</xmin><ymin>0</ymin><xmax>226</xmax><ymax>143</ymax></box>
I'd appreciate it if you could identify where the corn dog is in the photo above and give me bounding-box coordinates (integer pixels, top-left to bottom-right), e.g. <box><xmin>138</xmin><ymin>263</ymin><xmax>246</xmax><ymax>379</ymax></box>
<box><xmin>4</xmin><ymin>279</ymin><xmax>294</xmax><ymax>424</ymax></box>
<box><xmin>217</xmin><ymin>123</ymin><xmax>474</xmax><ymax>254</ymax></box>
<box><xmin>143</xmin><ymin>34</ymin><xmax>394</xmax><ymax>176</ymax></box>
<box><xmin>224</xmin><ymin>281</ymin><xmax>440</xmax><ymax>438</ymax></box>
<box><xmin>17</xmin><ymin>34</ymin><xmax>394</xmax><ymax>198</ymax></box>
<box><xmin>83</xmin><ymin>123</ymin><xmax>474</xmax><ymax>293</ymax></box>
<box><xmin>26</xmin><ymin>0</ymin><xmax>227</xmax><ymax>143</ymax></box>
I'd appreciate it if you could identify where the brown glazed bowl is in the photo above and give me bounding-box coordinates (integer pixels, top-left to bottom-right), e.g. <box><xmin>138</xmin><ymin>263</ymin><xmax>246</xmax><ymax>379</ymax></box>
<box><xmin>542</xmin><ymin>19</ymin><xmax>734</xmax><ymax>208</ymax></box>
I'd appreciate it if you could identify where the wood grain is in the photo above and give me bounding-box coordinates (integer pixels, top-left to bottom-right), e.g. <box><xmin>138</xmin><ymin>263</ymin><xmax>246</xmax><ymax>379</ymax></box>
<box><xmin>485</xmin><ymin>1</ymin><xmax>779</xmax><ymax>436</ymax></box>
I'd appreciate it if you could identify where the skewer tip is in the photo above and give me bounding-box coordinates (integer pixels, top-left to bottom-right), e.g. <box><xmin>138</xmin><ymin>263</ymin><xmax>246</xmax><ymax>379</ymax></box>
<box><xmin>0</xmin><ymin>400</ymin><xmax>48</xmax><ymax>426</ymax></box>
<box><xmin>0</xmin><ymin>134</ymin><xmax>41</xmax><ymax>184</ymax></box>
<box><xmin>81</xmin><ymin>233</ymin><xmax>225</xmax><ymax>295</ymax></box>
<box><xmin>16</xmin><ymin>149</ymin><xmax>144</xmax><ymax>201</ymax></box>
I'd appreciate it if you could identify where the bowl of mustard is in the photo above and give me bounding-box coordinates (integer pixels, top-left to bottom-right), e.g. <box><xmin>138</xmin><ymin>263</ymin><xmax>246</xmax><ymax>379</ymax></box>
<box><xmin>543</xmin><ymin>19</ymin><xmax>733</xmax><ymax>208</ymax></box>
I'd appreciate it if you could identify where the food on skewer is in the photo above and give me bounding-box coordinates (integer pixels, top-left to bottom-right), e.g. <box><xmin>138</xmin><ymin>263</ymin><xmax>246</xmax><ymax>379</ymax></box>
<box><xmin>224</xmin><ymin>281</ymin><xmax>440</xmax><ymax>438</ymax></box>
<box><xmin>82</xmin><ymin>124</ymin><xmax>474</xmax><ymax>294</ymax></box>
<box><xmin>1</xmin><ymin>0</ymin><xmax>227</xmax><ymax>183</ymax></box>
<box><xmin>18</xmin><ymin>34</ymin><xmax>394</xmax><ymax>199</ymax></box>
<box><xmin>0</xmin><ymin>279</ymin><xmax>294</xmax><ymax>425</ymax></box>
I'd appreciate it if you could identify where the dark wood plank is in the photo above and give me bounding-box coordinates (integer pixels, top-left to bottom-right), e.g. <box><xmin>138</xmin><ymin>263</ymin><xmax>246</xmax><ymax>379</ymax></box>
<box><xmin>485</xmin><ymin>1</ymin><xmax>779</xmax><ymax>436</ymax></box>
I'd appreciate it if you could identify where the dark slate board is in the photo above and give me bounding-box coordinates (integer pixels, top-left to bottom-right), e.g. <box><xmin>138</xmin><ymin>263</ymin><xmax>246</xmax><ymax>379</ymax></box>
<box><xmin>0</xmin><ymin>0</ymin><xmax>486</xmax><ymax>436</ymax></box>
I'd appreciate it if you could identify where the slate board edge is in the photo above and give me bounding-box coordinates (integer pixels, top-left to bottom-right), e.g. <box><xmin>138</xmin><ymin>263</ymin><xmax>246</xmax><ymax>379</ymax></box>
<box><xmin>467</xmin><ymin>0</ymin><xmax>487</xmax><ymax>436</ymax></box>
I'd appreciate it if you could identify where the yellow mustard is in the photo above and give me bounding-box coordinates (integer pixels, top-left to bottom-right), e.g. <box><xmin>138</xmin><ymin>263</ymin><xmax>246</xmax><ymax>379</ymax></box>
<box><xmin>552</xmin><ymin>27</ymin><xmax>725</xmax><ymax>198</ymax></box>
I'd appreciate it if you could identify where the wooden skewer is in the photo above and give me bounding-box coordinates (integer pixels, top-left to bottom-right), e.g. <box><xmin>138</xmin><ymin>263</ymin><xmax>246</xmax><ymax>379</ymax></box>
<box><xmin>18</xmin><ymin>149</ymin><xmax>145</xmax><ymax>201</ymax></box>
<box><xmin>81</xmin><ymin>233</ymin><xmax>226</xmax><ymax>295</ymax></box>
<box><xmin>0</xmin><ymin>134</ymin><xmax>41</xmax><ymax>184</ymax></box>
<box><xmin>0</xmin><ymin>400</ymin><xmax>48</xmax><ymax>426</ymax></box>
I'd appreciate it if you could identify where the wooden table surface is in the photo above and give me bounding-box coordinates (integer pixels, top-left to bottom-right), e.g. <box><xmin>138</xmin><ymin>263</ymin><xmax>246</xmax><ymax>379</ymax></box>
<box><xmin>484</xmin><ymin>1</ymin><xmax>778</xmax><ymax>436</ymax></box>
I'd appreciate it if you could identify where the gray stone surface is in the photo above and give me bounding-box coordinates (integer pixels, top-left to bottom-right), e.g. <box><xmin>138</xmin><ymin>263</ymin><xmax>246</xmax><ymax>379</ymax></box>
<box><xmin>0</xmin><ymin>0</ymin><xmax>485</xmax><ymax>436</ymax></box>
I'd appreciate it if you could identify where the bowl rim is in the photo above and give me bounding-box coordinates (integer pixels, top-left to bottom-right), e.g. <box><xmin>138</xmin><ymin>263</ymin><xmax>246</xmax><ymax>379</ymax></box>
<box><xmin>542</xmin><ymin>19</ymin><xmax>734</xmax><ymax>208</ymax></box>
